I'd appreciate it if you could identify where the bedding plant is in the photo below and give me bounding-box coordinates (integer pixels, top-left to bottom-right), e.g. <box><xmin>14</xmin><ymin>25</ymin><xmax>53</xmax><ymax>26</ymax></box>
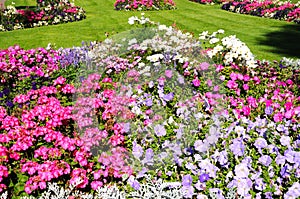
<box><xmin>0</xmin><ymin>0</ymin><xmax>85</xmax><ymax>31</ymax></box>
<box><xmin>0</xmin><ymin>13</ymin><xmax>299</xmax><ymax>199</ymax></box>
<box><xmin>221</xmin><ymin>0</ymin><xmax>300</xmax><ymax>24</ymax></box>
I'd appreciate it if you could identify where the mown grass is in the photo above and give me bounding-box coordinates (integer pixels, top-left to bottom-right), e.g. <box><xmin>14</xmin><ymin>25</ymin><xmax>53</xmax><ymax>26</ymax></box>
<box><xmin>1</xmin><ymin>0</ymin><xmax>300</xmax><ymax>61</ymax></box>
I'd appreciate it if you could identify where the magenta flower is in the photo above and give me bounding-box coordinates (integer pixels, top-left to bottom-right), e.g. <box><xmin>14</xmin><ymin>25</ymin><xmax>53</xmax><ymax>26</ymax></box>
<box><xmin>192</xmin><ymin>78</ymin><xmax>201</xmax><ymax>87</ymax></box>
<box><xmin>273</xmin><ymin>112</ymin><xmax>283</xmax><ymax>122</ymax></box>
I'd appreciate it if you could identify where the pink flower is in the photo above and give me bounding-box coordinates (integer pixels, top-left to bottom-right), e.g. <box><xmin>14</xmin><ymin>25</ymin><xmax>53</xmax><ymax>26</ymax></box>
<box><xmin>192</xmin><ymin>78</ymin><xmax>201</xmax><ymax>87</ymax></box>
<box><xmin>284</xmin><ymin>102</ymin><xmax>293</xmax><ymax>111</ymax></box>
<box><xmin>243</xmin><ymin>75</ymin><xmax>250</xmax><ymax>82</ymax></box>
<box><xmin>273</xmin><ymin>112</ymin><xmax>283</xmax><ymax>122</ymax></box>
<box><xmin>242</xmin><ymin>106</ymin><xmax>251</xmax><ymax>116</ymax></box>
<box><xmin>165</xmin><ymin>70</ymin><xmax>172</xmax><ymax>78</ymax></box>
<box><xmin>227</xmin><ymin>80</ymin><xmax>238</xmax><ymax>89</ymax></box>
<box><xmin>284</xmin><ymin>109</ymin><xmax>295</xmax><ymax>119</ymax></box>
<box><xmin>91</xmin><ymin>181</ymin><xmax>103</xmax><ymax>190</ymax></box>
<box><xmin>230</xmin><ymin>72</ymin><xmax>238</xmax><ymax>81</ymax></box>
<box><xmin>61</xmin><ymin>84</ymin><xmax>75</xmax><ymax>94</ymax></box>
<box><xmin>54</xmin><ymin>76</ymin><xmax>66</xmax><ymax>86</ymax></box>
<box><xmin>243</xmin><ymin>84</ymin><xmax>249</xmax><ymax>90</ymax></box>
<box><xmin>200</xmin><ymin>62</ymin><xmax>210</xmax><ymax>70</ymax></box>
<box><xmin>253</xmin><ymin>76</ymin><xmax>260</xmax><ymax>84</ymax></box>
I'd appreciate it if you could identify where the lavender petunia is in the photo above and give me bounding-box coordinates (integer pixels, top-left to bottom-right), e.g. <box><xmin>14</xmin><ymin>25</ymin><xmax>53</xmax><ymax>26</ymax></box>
<box><xmin>182</xmin><ymin>174</ymin><xmax>193</xmax><ymax>187</ymax></box>
<box><xmin>154</xmin><ymin>124</ymin><xmax>166</xmax><ymax>137</ymax></box>
<box><xmin>258</xmin><ymin>155</ymin><xmax>272</xmax><ymax>167</ymax></box>
<box><xmin>163</xmin><ymin>92</ymin><xmax>174</xmax><ymax>101</ymax></box>
<box><xmin>199</xmin><ymin>173</ymin><xmax>210</xmax><ymax>183</ymax></box>
<box><xmin>230</xmin><ymin>138</ymin><xmax>245</xmax><ymax>157</ymax></box>
<box><xmin>132</xmin><ymin>140</ymin><xmax>143</xmax><ymax>159</ymax></box>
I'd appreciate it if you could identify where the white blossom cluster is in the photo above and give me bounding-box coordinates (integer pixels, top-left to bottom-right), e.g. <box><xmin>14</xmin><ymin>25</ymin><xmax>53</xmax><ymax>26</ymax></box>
<box><xmin>199</xmin><ymin>30</ymin><xmax>257</xmax><ymax>68</ymax></box>
<box><xmin>128</xmin><ymin>12</ymin><xmax>155</xmax><ymax>25</ymax></box>
<box><xmin>281</xmin><ymin>57</ymin><xmax>300</xmax><ymax>70</ymax></box>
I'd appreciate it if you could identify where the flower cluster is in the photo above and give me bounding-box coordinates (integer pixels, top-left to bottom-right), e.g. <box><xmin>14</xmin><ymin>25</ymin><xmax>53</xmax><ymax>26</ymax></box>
<box><xmin>221</xmin><ymin>0</ymin><xmax>300</xmax><ymax>24</ymax></box>
<box><xmin>199</xmin><ymin>30</ymin><xmax>257</xmax><ymax>68</ymax></box>
<box><xmin>0</xmin><ymin>13</ymin><xmax>299</xmax><ymax>199</ymax></box>
<box><xmin>0</xmin><ymin>0</ymin><xmax>85</xmax><ymax>31</ymax></box>
<box><xmin>114</xmin><ymin>0</ymin><xmax>176</xmax><ymax>11</ymax></box>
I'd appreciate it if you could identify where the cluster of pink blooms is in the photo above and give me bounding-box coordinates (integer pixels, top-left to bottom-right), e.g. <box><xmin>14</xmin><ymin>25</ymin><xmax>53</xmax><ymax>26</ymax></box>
<box><xmin>222</xmin><ymin>0</ymin><xmax>300</xmax><ymax>23</ymax></box>
<box><xmin>0</xmin><ymin>46</ymin><xmax>134</xmax><ymax>195</ymax></box>
<box><xmin>0</xmin><ymin>45</ymin><xmax>60</xmax><ymax>80</ymax></box>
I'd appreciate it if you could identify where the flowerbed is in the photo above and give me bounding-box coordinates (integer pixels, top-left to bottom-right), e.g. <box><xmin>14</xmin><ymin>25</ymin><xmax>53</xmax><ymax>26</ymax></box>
<box><xmin>0</xmin><ymin>0</ymin><xmax>85</xmax><ymax>31</ymax></box>
<box><xmin>0</xmin><ymin>14</ymin><xmax>300</xmax><ymax>199</ymax></box>
<box><xmin>221</xmin><ymin>0</ymin><xmax>300</xmax><ymax>24</ymax></box>
<box><xmin>114</xmin><ymin>0</ymin><xmax>176</xmax><ymax>11</ymax></box>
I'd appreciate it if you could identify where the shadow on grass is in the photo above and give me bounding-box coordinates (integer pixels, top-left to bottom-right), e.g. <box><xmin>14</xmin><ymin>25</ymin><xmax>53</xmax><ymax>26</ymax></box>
<box><xmin>258</xmin><ymin>23</ymin><xmax>300</xmax><ymax>59</ymax></box>
<box><xmin>15</xmin><ymin>6</ymin><xmax>36</xmax><ymax>10</ymax></box>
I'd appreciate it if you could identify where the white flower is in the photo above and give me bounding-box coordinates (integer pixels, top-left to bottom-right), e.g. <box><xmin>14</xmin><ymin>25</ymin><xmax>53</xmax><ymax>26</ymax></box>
<box><xmin>209</xmin><ymin>38</ymin><xmax>220</xmax><ymax>44</ymax></box>
<box><xmin>217</xmin><ymin>29</ymin><xmax>225</xmax><ymax>34</ymax></box>
<box><xmin>146</xmin><ymin>54</ymin><xmax>164</xmax><ymax>62</ymax></box>
<box><xmin>128</xmin><ymin>16</ymin><xmax>138</xmax><ymax>25</ymax></box>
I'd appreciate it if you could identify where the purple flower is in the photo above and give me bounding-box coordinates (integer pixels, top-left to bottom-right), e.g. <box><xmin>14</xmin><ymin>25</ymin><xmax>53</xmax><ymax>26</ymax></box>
<box><xmin>154</xmin><ymin>124</ymin><xmax>166</xmax><ymax>137</ymax></box>
<box><xmin>258</xmin><ymin>155</ymin><xmax>272</xmax><ymax>167</ymax></box>
<box><xmin>199</xmin><ymin>173</ymin><xmax>210</xmax><ymax>183</ymax></box>
<box><xmin>194</xmin><ymin>140</ymin><xmax>209</xmax><ymax>153</ymax></box>
<box><xmin>285</xmin><ymin>182</ymin><xmax>300</xmax><ymax>198</ymax></box>
<box><xmin>234</xmin><ymin>163</ymin><xmax>249</xmax><ymax>178</ymax></box>
<box><xmin>182</xmin><ymin>174</ymin><xmax>193</xmax><ymax>187</ymax></box>
<box><xmin>182</xmin><ymin>185</ymin><xmax>194</xmax><ymax>198</ymax></box>
<box><xmin>137</xmin><ymin>167</ymin><xmax>148</xmax><ymax>178</ymax></box>
<box><xmin>254</xmin><ymin>137</ymin><xmax>268</xmax><ymax>150</ymax></box>
<box><xmin>254</xmin><ymin>178</ymin><xmax>266</xmax><ymax>191</ymax></box>
<box><xmin>230</xmin><ymin>138</ymin><xmax>245</xmax><ymax>157</ymax></box>
<box><xmin>145</xmin><ymin>98</ymin><xmax>152</xmax><ymax>106</ymax></box>
<box><xmin>163</xmin><ymin>92</ymin><xmax>174</xmax><ymax>101</ymax></box>
<box><xmin>128</xmin><ymin>176</ymin><xmax>140</xmax><ymax>190</ymax></box>
<box><xmin>275</xmin><ymin>154</ymin><xmax>286</xmax><ymax>165</ymax></box>
<box><xmin>280</xmin><ymin>165</ymin><xmax>290</xmax><ymax>178</ymax></box>
<box><xmin>264</xmin><ymin>192</ymin><xmax>273</xmax><ymax>199</ymax></box>
<box><xmin>284</xmin><ymin>149</ymin><xmax>295</xmax><ymax>163</ymax></box>
<box><xmin>145</xmin><ymin>148</ymin><xmax>154</xmax><ymax>163</ymax></box>
<box><xmin>218</xmin><ymin>150</ymin><xmax>228</xmax><ymax>166</ymax></box>
<box><xmin>265</xmin><ymin>106</ymin><xmax>273</xmax><ymax>115</ymax></box>
<box><xmin>280</xmin><ymin>135</ymin><xmax>290</xmax><ymax>146</ymax></box>
<box><xmin>236</xmin><ymin>178</ymin><xmax>252</xmax><ymax>197</ymax></box>
<box><xmin>122</xmin><ymin>123</ymin><xmax>130</xmax><ymax>133</ymax></box>
<box><xmin>132</xmin><ymin>140</ymin><xmax>143</xmax><ymax>159</ymax></box>
<box><xmin>6</xmin><ymin>100</ymin><xmax>13</xmax><ymax>108</ymax></box>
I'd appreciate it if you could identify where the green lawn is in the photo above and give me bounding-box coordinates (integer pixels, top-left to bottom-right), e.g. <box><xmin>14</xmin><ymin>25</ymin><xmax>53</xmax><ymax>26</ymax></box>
<box><xmin>1</xmin><ymin>0</ymin><xmax>300</xmax><ymax>61</ymax></box>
